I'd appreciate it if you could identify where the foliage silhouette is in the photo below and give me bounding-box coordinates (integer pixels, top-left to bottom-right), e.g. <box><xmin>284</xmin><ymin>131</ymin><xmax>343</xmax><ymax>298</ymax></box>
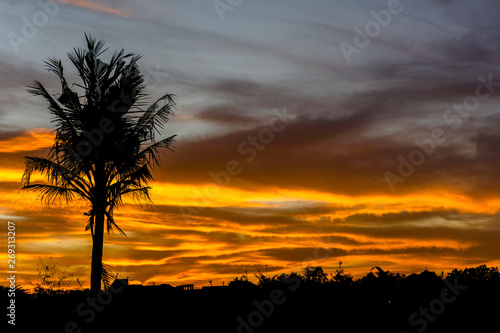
<box><xmin>447</xmin><ymin>264</ymin><xmax>500</xmax><ymax>281</ymax></box>
<box><xmin>254</xmin><ymin>270</ymin><xmax>277</xmax><ymax>286</ymax></box>
<box><xmin>4</xmin><ymin>264</ymin><xmax>499</xmax><ymax>332</ymax></box>
<box><xmin>21</xmin><ymin>34</ymin><xmax>177</xmax><ymax>294</ymax></box>
<box><xmin>32</xmin><ymin>257</ymin><xmax>73</xmax><ymax>296</ymax></box>
<box><xmin>303</xmin><ymin>266</ymin><xmax>328</xmax><ymax>284</ymax></box>
<box><xmin>332</xmin><ymin>260</ymin><xmax>353</xmax><ymax>286</ymax></box>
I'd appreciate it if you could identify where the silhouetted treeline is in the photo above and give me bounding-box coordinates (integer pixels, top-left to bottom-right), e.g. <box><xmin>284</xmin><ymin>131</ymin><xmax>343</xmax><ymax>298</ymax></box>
<box><xmin>3</xmin><ymin>264</ymin><xmax>499</xmax><ymax>333</ymax></box>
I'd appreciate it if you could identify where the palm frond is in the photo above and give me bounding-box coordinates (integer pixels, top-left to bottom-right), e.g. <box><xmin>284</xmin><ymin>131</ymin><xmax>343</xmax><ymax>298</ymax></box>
<box><xmin>104</xmin><ymin>211</ymin><xmax>126</xmax><ymax>236</ymax></box>
<box><xmin>135</xmin><ymin>93</ymin><xmax>176</xmax><ymax>140</ymax></box>
<box><xmin>22</xmin><ymin>184</ymin><xmax>78</xmax><ymax>205</ymax></box>
<box><xmin>101</xmin><ymin>263</ymin><xmax>114</xmax><ymax>290</ymax></box>
<box><xmin>138</xmin><ymin>135</ymin><xmax>176</xmax><ymax>167</ymax></box>
<box><xmin>84</xmin><ymin>209</ymin><xmax>95</xmax><ymax>239</ymax></box>
<box><xmin>23</xmin><ymin>156</ymin><xmax>91</xmax><ymax>200</ymax></box>
<box><xmin>26</xmin><ymin>80</ymin><xmax>80</xmax><ymax>138</ymax></box>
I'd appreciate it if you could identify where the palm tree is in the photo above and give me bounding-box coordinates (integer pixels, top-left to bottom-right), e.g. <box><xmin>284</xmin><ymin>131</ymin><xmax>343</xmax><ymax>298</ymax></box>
<box><xmin>22</xmin><ymin>34</ymin><xmax>177</xmax><ymax>294</ymax></box>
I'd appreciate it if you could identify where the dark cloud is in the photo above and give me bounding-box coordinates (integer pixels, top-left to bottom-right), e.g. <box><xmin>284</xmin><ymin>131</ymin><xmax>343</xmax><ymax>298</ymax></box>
<box><xmin>196</xmin><ymin>106</ymin><xmax>259</xmax><ymax>125</ymax></box>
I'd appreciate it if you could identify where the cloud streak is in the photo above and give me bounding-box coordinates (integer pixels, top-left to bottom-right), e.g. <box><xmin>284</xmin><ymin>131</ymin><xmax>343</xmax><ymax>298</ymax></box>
<box><xmin>58</xmin><ymin>0</ymin><xmax>131</xmax><ymax>18</ymax></box>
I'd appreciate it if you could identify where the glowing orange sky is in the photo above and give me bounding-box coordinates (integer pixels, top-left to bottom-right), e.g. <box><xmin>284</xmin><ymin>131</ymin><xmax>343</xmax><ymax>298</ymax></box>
<box><xmin>1</xmin><ymin>0</ymin><xmax>500</xmax><ymax>291</ymax></box>
<box><xmin>1</xmin><ymin>129</ymin><xmax>500</xmax><ymax>290</ymax></box>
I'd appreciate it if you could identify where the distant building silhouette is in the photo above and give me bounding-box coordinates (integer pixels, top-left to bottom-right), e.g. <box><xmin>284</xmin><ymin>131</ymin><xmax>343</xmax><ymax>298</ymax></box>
<box><xmin>111</xmin><ymin>277</ymin><xmax>129</xmax><ymax>289</ymax></box>
<box><xmin>176</xmin><ymin>284</ymin><xmax>194</xmax><ymax>291</ymax></box>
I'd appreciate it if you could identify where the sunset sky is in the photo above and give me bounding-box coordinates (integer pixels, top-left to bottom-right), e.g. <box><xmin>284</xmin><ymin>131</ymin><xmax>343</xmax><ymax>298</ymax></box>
<box><xmin>1</xmin><ymin>0</ymin><xmax>500</xmax><ymax>289</ymax></box>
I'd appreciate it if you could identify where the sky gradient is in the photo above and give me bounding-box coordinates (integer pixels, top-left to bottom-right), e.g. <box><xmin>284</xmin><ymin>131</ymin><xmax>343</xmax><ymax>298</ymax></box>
<box><xmin>1</xmin><ymin>0</ymin><xmax>500</xmax><ymax>288</ymax></box>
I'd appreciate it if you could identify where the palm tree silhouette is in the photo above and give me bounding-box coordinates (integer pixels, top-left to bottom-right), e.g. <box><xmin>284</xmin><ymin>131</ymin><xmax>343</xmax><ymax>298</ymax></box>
<box><xmin>22</xmin><ymin>34</ymin><xmax>176</xmax><ymax>294</ymax></box>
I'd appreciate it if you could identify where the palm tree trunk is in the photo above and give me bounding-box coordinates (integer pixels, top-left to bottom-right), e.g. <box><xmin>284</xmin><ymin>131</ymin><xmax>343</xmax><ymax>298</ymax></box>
<box><xmin>90</xmin><ymin>208</ymin><xmax>105</xmax><ymax>295</ymax></box>
<box><xmin>90</xmin><ymin>162</ymin><xmax>106</xmax><ymax>295</ymax></box>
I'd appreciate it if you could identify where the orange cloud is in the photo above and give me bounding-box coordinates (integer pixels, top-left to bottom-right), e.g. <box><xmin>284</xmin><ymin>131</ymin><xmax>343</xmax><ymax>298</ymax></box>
<box><xmin>0</xmin><ymin>129</ymin><xmax>53</xmax><ymax>153</ymax></box>
<box><xmin>2</xmin><ymin>126</ymin><xmax>499</xmax><ymax>290</ymax></box>
<box><xmin>149</xmin><ymin>182</ymin><xmax>500</xmax><ymax>216</ymax></box>
<box><xmin>59</xmin><ymin>0</ymin><xmax>131</xmax><ymax>18</ymax></box>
